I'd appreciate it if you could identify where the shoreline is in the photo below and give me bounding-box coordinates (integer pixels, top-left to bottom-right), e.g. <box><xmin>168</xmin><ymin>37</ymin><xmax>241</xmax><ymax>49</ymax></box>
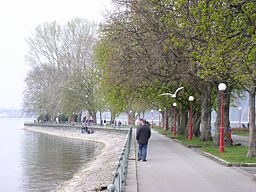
<box><xmin>24</xmin><ymin>125</ymin><xmax>128</xmax><ymax>192</ymax></box>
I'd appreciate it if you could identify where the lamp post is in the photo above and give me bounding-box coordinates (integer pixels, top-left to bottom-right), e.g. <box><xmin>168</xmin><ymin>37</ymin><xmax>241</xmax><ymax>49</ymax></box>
<box><xmin>239</xmin><ymin>107</ymin><xmax>242</xmax><ymax>132</ymax></box>
<box><xmin>188</xmin><ymin>96</ymin><xmax>194</xmax><ymax>140</ymax></box>
<box><xmin>173</xmin><ymin>103</ymin><xmax>177</xmax><ymax>136</ymax></box>
<box><xmin>151</xmin><ymin>110</ymin><xmax>154</xmax><ymax>126</ymax></box>
<box><xmin>218</xmin><ymin>83</ymin><xmax>227</xmax><ymax>152</ymax></box>
<box><xmin>159</xmin><ymin>109</ymin><xmax>162</xmax><ymax>128</ymax></box>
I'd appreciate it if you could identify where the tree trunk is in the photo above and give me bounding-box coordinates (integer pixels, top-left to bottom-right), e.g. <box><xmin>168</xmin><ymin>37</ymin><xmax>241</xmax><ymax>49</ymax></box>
<box><xmin>178</xmin><ymin>107</ymin><xmax>187</xmax><ymax>135</ymax></box>
<box><xmin>160</xmin><ymin>111</ymin><xmax>164</xmax><ymax>128</ymax></box>
<box><xmin>200</xmin><ymin>83</ymin><xmax>212</xmax><ymax>141</ymax></box>
<box><xmin>246</xmin><ymin>88</ymin><xmax>256</xmax><ymax>158</ymax></box>
<box><xmin>163</xmin><ymin>108</ymin><xmax>168</xmax><ymax>131</ymax></box>
<box><xmin>193</xmin><ymin>112</ymin><xmax>201</xmax><ymax>137</ymax></box>
<box><xmin>224</xmin><ymin>90</ymin><xmax>232</xmax><ymax>146</ymax></box>
<box><xmin>77</xmin><ymin>111</ymin><xmax>82</xmax><ymax>122</ymax></box>
<box><xmin>128</xmin><ymin>111</ymin><xmax>135</xmax><ymax>125</ymax></box>
<box><xmin>110</xmin><ymin>110</ymin><xmax>114</xmax><ymax>123</ymax></box>
<box><xmin>176</xmin><ymin>108</ymin><xmax>180</xmax><ymax>133</ymax></box>
<box><xmin>214</xmin><ymin>103</ymin><xmax>220</xmax><ymax>147</ymax></box>
<box><xmin>92</xmin><ymin>112</ymin><xmax>97</xmax><ymax>125</ymax></box>
<box><xmin>214</xmin><ymin>85</ymin><xmax>231</xmax><ymax>146</ymax></box>
<box><xmin>99</xmin><ymin>110</ymin><xmax>102</xmax><ymax>124</ymax></box>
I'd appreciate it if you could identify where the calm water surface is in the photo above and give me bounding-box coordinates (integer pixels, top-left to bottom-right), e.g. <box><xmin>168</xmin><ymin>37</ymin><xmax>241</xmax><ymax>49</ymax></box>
<box><xmin>0</xmin><ymin>118</ymin><xmax>99</xmax><ymax>192</ymax></box>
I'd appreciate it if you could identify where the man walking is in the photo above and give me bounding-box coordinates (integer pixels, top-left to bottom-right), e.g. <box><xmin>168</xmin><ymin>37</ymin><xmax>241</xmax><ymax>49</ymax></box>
<box><xmin>136</xmin><ymin>118</ymin><xmax>151</xmax><ymax>161</ymax></box>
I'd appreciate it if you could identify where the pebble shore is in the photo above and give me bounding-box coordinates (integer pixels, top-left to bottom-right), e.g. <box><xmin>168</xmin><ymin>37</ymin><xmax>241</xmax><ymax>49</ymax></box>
<box><xmin>24</xmin><ymin>125</ymin><xmax>128</xmax><ymax>192</ymax></box>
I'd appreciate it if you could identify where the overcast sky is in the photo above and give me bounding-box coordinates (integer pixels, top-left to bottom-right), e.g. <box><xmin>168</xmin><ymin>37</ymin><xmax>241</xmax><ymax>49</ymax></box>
<box><xmin>0</xmin><ymin>0</ymin><xmax>112</xmax><ymax>110</ymax></box>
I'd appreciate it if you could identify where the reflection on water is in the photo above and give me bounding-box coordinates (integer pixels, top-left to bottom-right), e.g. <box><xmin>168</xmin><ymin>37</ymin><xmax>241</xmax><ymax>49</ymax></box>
<box><xmin>21</xmin><ymin>131</ymin><xmax>99</xmax><ymax>192</ymax></box>
<box><xmin>0</xmin><ymin>118</ymin><xmax>100</xmax><ymax>192</ymax></box>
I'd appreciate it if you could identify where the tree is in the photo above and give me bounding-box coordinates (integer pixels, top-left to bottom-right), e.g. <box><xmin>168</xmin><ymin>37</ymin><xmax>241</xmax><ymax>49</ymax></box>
<box><xmin>23</xmin><ymin>64</ymin><xmax>61</xmax><ymax>119</ymax></box>
<box><xmin>95</xmin><ymin>0</ymin><xmax>255</xmax><ymax>158</ymax></box>
<box><xmin>96</xmin><ymin>0</ymin><xmax>197</xmax><ymax>125</ymax></box>
<box><xmin>24</xmin><ymin>18</ymin><xmax>100</xmax><ymax>121</ymax></box>
<box><xmin>172</xmin><ymin>0</ymin><xmax>256</xmax><ymax>154</ymax></box>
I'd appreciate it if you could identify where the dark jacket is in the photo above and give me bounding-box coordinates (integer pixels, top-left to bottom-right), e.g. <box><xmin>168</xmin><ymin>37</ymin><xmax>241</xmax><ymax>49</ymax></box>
<box><xmin>136</xmin><ymin>124</ymin><xmax>151</xmax><ymax>144</ymax></box>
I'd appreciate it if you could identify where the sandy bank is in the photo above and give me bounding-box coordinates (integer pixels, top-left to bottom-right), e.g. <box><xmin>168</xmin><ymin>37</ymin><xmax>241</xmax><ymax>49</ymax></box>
<box><xmin>24</xmin><ymin>125</ymin><xmax>128</xmax><ymax>192</ymax></box>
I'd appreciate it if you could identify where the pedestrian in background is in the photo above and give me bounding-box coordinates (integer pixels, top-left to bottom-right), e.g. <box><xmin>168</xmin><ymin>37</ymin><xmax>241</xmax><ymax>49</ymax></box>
<box><xmin>136</xmin><ymin>118</ymin><xmax>151</xmax><ymax>162</ymax></box>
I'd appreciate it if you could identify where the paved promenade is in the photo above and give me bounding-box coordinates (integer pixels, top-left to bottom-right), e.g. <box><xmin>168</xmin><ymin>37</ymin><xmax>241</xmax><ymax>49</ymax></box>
<box><xmin>127</xmin><ymin>130</ymin><xmax>256</xmax><ymax>192</ymax></box>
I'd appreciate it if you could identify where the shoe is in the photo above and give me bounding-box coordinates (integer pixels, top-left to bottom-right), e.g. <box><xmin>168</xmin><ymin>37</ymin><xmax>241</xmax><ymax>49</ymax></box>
<box><xmin>137</xmin><ymin>159</ymin><xmax>141</xmax><ymax>161</ymax></box>
<box><xmin>142</xmin><ymin>160</ymin><xmax>147</xmax><ymax>162</ymax></box>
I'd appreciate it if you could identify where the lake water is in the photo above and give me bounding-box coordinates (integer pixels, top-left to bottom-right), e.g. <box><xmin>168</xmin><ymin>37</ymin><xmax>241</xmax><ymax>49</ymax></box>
<box><xmin>0</xmin><ymin>118</ymin><xmax>99</xmax><ymax>192</ymax></box>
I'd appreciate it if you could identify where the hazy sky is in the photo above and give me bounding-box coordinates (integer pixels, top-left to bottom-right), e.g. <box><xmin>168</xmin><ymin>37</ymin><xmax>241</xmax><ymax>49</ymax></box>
<box><xmin>0</xmin><ymin>0</ymin><xmax>112</xmax><ymax>109</ymax></box>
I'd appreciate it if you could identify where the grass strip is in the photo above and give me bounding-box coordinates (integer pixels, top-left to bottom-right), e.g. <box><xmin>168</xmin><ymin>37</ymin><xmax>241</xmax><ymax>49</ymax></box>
<box><xmin>153</xmin><ymin>127</ymin><xmax>256</xmax><ymax>163</ymax></box>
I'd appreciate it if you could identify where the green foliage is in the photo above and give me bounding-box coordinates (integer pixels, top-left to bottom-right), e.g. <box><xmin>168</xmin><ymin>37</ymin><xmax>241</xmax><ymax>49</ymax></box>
<box><xmin>61</xmin><ymin>66</ymin><xmax>104</xmax><ymax>116</ymax></box>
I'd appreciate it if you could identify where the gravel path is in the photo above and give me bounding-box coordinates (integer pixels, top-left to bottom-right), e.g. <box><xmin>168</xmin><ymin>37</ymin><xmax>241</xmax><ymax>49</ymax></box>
<box><xmin>24</xmin><ymin>125</ymin><xmax>128</xmax><ymax>192</ymax></box>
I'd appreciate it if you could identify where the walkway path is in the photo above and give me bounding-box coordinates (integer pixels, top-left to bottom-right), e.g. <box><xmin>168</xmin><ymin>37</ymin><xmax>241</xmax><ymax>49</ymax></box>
<box><xmin>134</xmin><ymin>131</ymin><xmax>256</xmax><ymax>192</ymax></box>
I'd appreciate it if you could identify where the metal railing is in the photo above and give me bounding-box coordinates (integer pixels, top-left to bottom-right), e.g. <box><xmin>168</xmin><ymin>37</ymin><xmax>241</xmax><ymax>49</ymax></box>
<box><xmin>107</xmin><ymin>127</ymin><xmax>132</xmax><ymax>192</ymax></box>
<box><xmin>24</xmin><ymin>121</ymin><xmax>130</xmax><ymax>129</ymax></box>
